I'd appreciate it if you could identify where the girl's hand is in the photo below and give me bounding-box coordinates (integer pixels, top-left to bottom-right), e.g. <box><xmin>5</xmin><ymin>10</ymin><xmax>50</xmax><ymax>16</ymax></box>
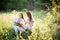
<box><xmin>22</xmin><ymin>27</ymin><xmax>26</xmax><ymax>31</ymax></box>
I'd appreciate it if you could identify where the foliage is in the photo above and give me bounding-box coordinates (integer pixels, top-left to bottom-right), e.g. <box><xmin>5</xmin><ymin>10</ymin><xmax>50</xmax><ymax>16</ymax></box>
<box><xmin>0</xmin><ymin>0</ymin><xmax>52</xmax><ymax>10</ymax></box>
<box><xmin>21</xmin><ymin>29</ymin><xmax>32</xmax><ymax>39</ymax></box>
<box><xmin>0</xmin><ymin>0</ymin><xmax>28</xmax><ymax>10</ymax></box>
<box><xmin>0</xmin><ymin>10</ymin><xmax>53</xmax><ymax>40</ymax></box>
<box><xmin>0</xmin><ymin>0</ymin><xmax>60</xmax><ymax>40</ymax></box>
<box><xmin>45</xmin><ymin>0</ymin><xmax>60</xmax><ymax>40</ymax></box>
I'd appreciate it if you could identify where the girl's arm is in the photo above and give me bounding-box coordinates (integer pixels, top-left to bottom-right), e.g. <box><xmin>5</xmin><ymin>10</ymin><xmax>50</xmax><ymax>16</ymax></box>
<box><xmin>16</xmin><ymin>22</ymin><xmax>23</xmax><ymax>27</ymax></box>
<box><xmin>25</xmin><ymin>19</ymin><xmax>30</xmax><ymax>24</ymax></box>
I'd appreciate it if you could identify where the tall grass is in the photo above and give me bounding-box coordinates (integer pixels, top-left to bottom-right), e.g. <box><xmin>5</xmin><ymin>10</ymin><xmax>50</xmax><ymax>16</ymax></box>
<box><xmin>0</xmin><ymin>0</ymin><xmax>60</xmax><ymax>40</ymax></box>
<box><xmin>0</xmin><ymin>10</ymin><xmax>53</xmax><ymax>40</ymax></box>
<box><xmin>0</xmin><ymin>8</ymin><xmax>60</xmax><ymax>40</ymax></box>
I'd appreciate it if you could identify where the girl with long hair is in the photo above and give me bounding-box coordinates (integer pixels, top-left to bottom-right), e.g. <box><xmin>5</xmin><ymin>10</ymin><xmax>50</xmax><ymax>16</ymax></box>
<box><xmin>13</xmin><ymin>12</ymin><xmax>25</xmax><ymax>33</ymax></box>
<box><xmin>25</xmin><ymin>11</ymin><xmax>34</xmax><ymax>30</ymax></box>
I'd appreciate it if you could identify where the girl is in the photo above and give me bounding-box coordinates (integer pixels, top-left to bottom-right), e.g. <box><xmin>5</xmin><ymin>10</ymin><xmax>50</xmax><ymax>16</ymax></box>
<box><xmin>13</xmin><ymin>12</ymin><xmax>25</xmax><ymax>33</ymax></box>
<box><xmin>25</xmin><ymin>11</ymin><xmax>34</xmax><ymax>30</ymax></box>
<box><xmin>20</xmin><ymin>12</ymin><xmax>34</xmax><ymax>39</ymax></box>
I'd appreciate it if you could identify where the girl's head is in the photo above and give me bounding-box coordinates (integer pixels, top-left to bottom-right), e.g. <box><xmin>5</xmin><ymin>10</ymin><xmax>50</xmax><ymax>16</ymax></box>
<box><xmin>26</xmin><ymin>11</ymin><xmax>32</xmax><ymax>21</ymax></box>
<box><xmin>19</xmin><ymin>12</ymin><xmax>24</xmax><ymax>19</ymax></box>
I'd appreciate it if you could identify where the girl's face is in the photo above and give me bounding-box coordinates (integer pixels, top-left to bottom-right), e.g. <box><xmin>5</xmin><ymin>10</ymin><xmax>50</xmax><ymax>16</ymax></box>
<box><xmin>19</xmin><ymin>13</ymin><xmax>22</xmax><ymax>18</ymax></box>
<box><xmin>19</xmin><ymin>14</ymin><xmax>21</xmax><ymax>18</ymax></box>
<box><xmin>27</xmin><ymin>12</ymin><xmax>32</xmax><ymax>18</ymax></box>
<box><xmin>19</xmin><ymin>13</ymin><xmax>24</xmax><ymax>19</ymax></box>
<box><xmin>26</xmin><ymin>12</ymin><xmax>32</xmax><ymax>21</ymax></box>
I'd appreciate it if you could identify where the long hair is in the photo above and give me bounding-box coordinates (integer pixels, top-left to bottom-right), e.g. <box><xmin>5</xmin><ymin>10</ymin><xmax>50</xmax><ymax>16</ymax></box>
<box><xmin>26</xmin><ymin>11</ymin><xmax>32</xmax><ymax>21</ymax></box>
<box><xmin>19</xmin><ymin>13</ymin><xmax>24</xmax><ymax>19</ymax></box>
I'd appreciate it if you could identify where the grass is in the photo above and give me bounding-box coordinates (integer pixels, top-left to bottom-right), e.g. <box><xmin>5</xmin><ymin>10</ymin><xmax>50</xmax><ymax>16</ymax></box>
<box><xmin>0</xmin><ymin>10</ymin><xmax>53</xmax><ymax>40</ymax></box>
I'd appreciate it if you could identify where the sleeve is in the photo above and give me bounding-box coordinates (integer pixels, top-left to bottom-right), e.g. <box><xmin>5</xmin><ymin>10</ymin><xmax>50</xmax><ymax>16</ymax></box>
<box><xmin>14</xmin><ymin>18</ymin><xmax>18</xmax><ymax>23</ymax></box>
<box><xmin>12</xmin><ymin>18</ymin><xmax>18</xmax><ymax>33</ymax></box>
<box><xmin>13</xmin><ymin>18</ymin><xmax>18</xmax><ymax>26</ymax></box>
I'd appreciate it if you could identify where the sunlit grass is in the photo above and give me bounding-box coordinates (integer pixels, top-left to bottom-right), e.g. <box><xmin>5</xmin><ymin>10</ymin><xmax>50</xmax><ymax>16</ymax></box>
<box><xmin>0</xmin><ymin>10</ymin><xmax>53</xmax><ymax>40</ymax></box>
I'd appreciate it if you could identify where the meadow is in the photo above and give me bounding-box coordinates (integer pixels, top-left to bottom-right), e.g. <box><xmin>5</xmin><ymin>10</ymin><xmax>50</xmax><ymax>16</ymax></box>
<box><xmin>0</xmin><ymin>9</ymin><xmax>60</xmax><ymax>40</ymax></box>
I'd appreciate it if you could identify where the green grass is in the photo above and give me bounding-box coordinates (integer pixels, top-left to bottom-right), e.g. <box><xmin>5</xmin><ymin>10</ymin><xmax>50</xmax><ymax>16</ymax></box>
<box><xmin>0</xmin><ymin>10</ymin><xmax>53</xmax><ymax>40</ymax></box>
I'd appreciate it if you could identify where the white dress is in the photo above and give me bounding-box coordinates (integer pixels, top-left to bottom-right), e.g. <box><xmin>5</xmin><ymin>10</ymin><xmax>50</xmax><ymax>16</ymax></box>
<box><xmin>25</xmin><ymin>18</ymin><xmax>34</xmax><ymax>30</ymax></box>
<box><xmin>13</xmin><ymin>18</ymin><xmax>25</xmax><ymax>33</ymax></box>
